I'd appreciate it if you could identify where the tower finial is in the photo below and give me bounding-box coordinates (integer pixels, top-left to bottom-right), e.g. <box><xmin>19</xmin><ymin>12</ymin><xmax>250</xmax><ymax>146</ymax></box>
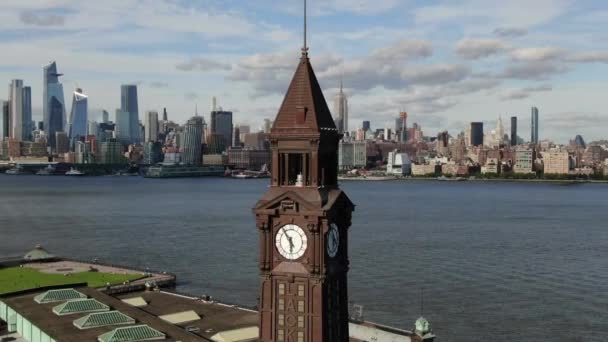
<box><xmin>302</xmin><ymin>0</ymin><xmax>308</xmax><ymax>56</ymax></box>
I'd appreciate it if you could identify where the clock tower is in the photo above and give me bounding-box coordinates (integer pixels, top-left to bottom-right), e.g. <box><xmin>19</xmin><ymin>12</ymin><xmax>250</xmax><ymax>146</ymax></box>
<box><xmin>254</xmin><ymin>4</ymin><xmax>354</xmax><ymax>341</ymax></box>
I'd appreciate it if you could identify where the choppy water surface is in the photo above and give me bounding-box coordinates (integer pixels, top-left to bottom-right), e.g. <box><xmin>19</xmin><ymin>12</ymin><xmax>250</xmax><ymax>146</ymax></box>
<box><xmin>1</xmin><ymin>175</ymin><xmax>607</xmax><ymax>341</ymax></box>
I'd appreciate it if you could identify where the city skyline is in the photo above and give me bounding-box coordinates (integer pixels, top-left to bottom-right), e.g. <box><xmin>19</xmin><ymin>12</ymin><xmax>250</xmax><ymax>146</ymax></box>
<box><xmin>0</xmin><ymin>1</ymin><xmax>607</xmax><ymax>142</ymax></box>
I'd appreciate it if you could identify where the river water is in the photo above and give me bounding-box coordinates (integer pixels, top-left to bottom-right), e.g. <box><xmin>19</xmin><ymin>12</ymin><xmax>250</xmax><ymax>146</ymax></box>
<box><xmin>0</xmin><ymin>175</ymin><xmax>607</xmax><ymax>341</ymax></box>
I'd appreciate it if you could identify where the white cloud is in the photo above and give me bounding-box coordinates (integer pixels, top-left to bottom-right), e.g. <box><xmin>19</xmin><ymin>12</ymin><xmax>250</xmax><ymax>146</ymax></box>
<box><xmin>456</xmin><ymin>38</ymin><xmax>507</xmax><ymax>59</ymax></box>
<box><xmin>176</xmin><ymin>58</ymin><xmax>232</xmax><ymax>72</ymax></box>
<box><xmin>566</xmin><ymin>52</ymin><xmax>608</xmax><ymax>63</ymax></box>
<box><xmin>511</xmin><ymin>47</ymin><xmax>567</xmax><ymax>61</ymax></box>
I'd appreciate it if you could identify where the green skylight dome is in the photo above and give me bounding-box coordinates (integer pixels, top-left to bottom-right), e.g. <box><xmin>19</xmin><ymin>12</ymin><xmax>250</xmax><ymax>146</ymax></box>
<box><xmin>52</xmin><ymin>298</ymin><xmax>109</xmax><ymax>316</ymax></box>
<box><xmin>34</xmin><ymin>288</ymin><xmax>87</xmax><ymax>304</ymax></box>
<box><xmin>98</xmin><ymin>325</ymin><xmax>166</xmax><ymax>342</ymax></box>
<box><xmin>73</xmin><ymin>311</ymin><xmax>135</xmax><ymax>330</ymax></box>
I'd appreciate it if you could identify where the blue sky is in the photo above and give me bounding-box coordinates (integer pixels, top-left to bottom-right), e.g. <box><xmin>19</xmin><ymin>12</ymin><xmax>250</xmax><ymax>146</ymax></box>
<box><xmin>0</xmin><ymin>0</ymin><xmax>607</xmax><ymax>142</ymax></box>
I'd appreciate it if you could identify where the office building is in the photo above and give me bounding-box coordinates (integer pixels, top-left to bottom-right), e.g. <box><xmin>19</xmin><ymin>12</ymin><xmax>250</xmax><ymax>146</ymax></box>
<box><xmin>182</xmin><ymin>116</ymin><xmax>204</xmax><ymax>165</ymax></box>
<box><xmin>227</xmin><ymin>148</ymin><xmax>271</xmax><ymax>170</ymax></box>
<box><xmin>338</xmin><ymin>140</ymin><xmax>368</xmax><ymax>170</ymax></box>
<box><xmin>114</xmin><ymin>109</ymin><xmax>131</xmax><ymax>145</ymax></box>
<box><xmin>8</xmin><ymin>80</ymin><xmax>32</xmax><ymax>141</ymax></box>
<box><xmin>263</xmin><ymin>119</ymin><xmax>272</xmax><ymax>133</ymax></box>
<box><xmin>43</xmin><ymin>61</ymin><xmax>66</xmax><ymax>151</ymax></box>
<box><xmin>514</xmin><ymin>148</ymin><xmax>535</xmax><ymax>173</ymax></box>
<box><xmin>543</xmin><ymin>150</ymin><xmax>569</xmax><ymax>174</ymax></box>
<box><xmin>143</xmin><ymin>141</ymin><xmax>163</xmax><ymax>165</ymax></box>
<box><xmin>100</xmin><ymin>138</ymin><xmax>124</xmax><ymax>164</ymax></box>
<box><xmin>362</xmin><ymin>120</ymin><xmax>371</xmax><ymax>132</ymax></box>
<box><xmin>334</xmin><ymin>80</ymin><xmax>348</xmax><ymax>133</ymax></box>
<box><xmin>68</xmin><ymin>88</ymin><xmax>88</xmax><ymax>141</ymax></box>
<box><xmin>2</xmin><ymin>101</ymin><xmax>10</xmax><ymax>139</ymax></box>
<box><xmin>101</xmin><ymin>109</ymin><xmax>109</xmax><ymax>123</ymax></box>
<box><xmin>55</xmin><ymin>131</ymin><xmax>69</xmax><ymax>154</ymax></box>
<box><xmin>510</xmin><ymin>116</ymin><xmax>517</xmax><ymax>146</ymax></box>
<box><xmin>531</xmin><ymin>106</ymin><xmax>539</xmax><ymax>144</ymax></box>
<box><xmin>470</xmin><ymin>122</ymin><xmax>484</xmax><ymax>147</ymax></box>
<box><xmin>232</xmin><ymin>126</ymin><xmax>241</xmax><ymax>147</ymax></box>
<box><xmin>144</xmin><ymin>111</ymin><xmax>159</xmax><ymax>142</ymax></box>
<box><xmin>210</xmin><ymin>109</ymin><xmax>232</xmax><ymax>152</ymax></box>
<box><xmin>395</xmin><ymin>112</ymin><xmax>408</xmax><ymax>142</ymax></box>
<box><xmin>120</xmin><ymin>85</ymin><xmax>140</xmax><ymax>144</ymax></box>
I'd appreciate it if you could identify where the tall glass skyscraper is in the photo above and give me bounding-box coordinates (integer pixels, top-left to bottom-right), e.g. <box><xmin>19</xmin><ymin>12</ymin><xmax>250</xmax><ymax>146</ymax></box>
<box><xmin>22</xmin><ymin>86</ymin><xmax>32</xmax><ymax>141</ymax></box>
<box><xmin>182</xmin><ymin>116</ymin><xmax>204</xmax><ymax>165</ymax></box>
<box><xmin>43</xmin><ymin>61</ymin><xmax>66</xmax><ymax>150</ymax></box>
<box><xmin>114</xmin><ymin>109</ymin><xmax>131</xmax><ymax>146</ymax></box>
<box><xmin>210</xmin><ymin>110</ymin><xmax>233</xmax><ymax>153</ymax></box>
<box><xmin>120</xmin><ymin>85</ymin><xmax>140</xmax><ymax>144</ymax></box>
<box><xmin>470</xmin><ymin>122</ymin><xmax>484</xmax><ymax>147</ymax></box>
<box><xmin>510</xmin><ymin>116</ymin><xmax>517</xmax><ymax>146</ymax></box>
<box><xmin>1</xmin><ymin>101</ymin><xmax>9</xmax><ymax>139</ymax></box>
<box><xmin>68</xmin><ymin>88</ymin><xmax>88</xmax><ymax>141</ymax></box>
<box><xmin>531</xmin><ymin>107</ymin><xmax>539</xmax><ymax>144</ymax></box>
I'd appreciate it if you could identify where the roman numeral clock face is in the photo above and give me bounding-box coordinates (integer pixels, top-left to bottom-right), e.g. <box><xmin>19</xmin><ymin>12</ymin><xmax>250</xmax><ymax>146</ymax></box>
<box><xmin>276</xmin><ymin>224</ymin><xmax>308</xmax><ymax>260</ymax></box>
<box><xmin>327</xmin><ymin>223</ymin><xmax>340</xmax><ymax>258</ymax></box>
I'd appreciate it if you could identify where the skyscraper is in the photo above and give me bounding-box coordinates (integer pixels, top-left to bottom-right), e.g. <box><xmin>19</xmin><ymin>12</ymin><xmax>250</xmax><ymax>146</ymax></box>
<box><xmin>531</xmin><ymin>107</ymin><xmax>539</xmax><ymax>144</ymax></box>
<box><xmin>144</xmin><ymin>111</ymin><xmax>159</xmax><ymax>143</ymax></box>
<box><xmin>1</xmin><ymin>101</ymin><xmax>9</xmax><ymax>139</ymax></box>
<box><xmin>334</xmin><ymin>80</ymin><xmax>348</xmax><ymax>133</ymax></box>
<box><xmin>43</xmin><ymin>61</ymin><xmax>66</xmax><ymax>151</ymax></box>
<box><xmin>9</xmin><ymin>80</ymin><xmax>32</xmax><ymax>141</ymax></box>
<box><xmin>362</xmin><ymin>120</ymin><xmax>371</xmax><ymax>131</ymax></box>
<box><xmin>210</xmin><ymin>109</ymin><xmax>233</xmax><ymax>153</ymax></box>
<box><xmin>68</xmin><ymin>88</ymin><xmax>88</xmax><ymax>141</ymax></box>
<box><xmin>182</xmin><ymin>116</ymin><xmax>204</xmax><ymax>165</ymax></box>
<box><xmin>114</xmin><ymin>109</ymin><xmax>131</xmax><ymax>145</ymax></box>
<box><xmin>395</xmin><ymin>112</ymin><xmax>407</xmax><ymax>142</ymax></box>
<box><xmin>121</xmin><ymin>85</ymin><xmax>140</xmax><ymax>144</ymax></box>
<box><xmin>510</xmin><ymin>116</ymin><xmax>517</xmax><ymax>146</ymax></box>
<box><xmin>102</xmin><ymin>110</ymin><xmax>109</xmax><ymax>123</ymax></box>
<box><xmin>470</xmin><ymin>122</ymin><xmax>484</xmax><ymax>146</ymax></box>
<box><xmin>162</xmin><ymin>107</ymin><xmax>168</xmax><ymax>121</ymax></box>
<box><xmin>22</xmin><ymin>86</ymin><xmax>32</xmax><ymax>141</ymax></box>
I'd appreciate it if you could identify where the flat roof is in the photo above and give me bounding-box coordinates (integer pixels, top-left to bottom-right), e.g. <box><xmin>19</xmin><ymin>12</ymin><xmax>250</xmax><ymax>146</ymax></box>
<box><xmin>117</xmin><ymin>291</ymin><xmax>258</xmax><ymax>340</ymax></box>
<box><xmin>1</xmin><ymin>287</ymin><xmax>203</xmax><ymax>342</ymax></box>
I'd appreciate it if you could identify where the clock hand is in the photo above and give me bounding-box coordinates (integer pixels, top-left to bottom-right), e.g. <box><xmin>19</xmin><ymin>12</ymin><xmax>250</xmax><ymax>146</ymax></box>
<box><xmin>287</xmin><ymin>235</ymin><xmax>294</xmax><ymax>252</ymax></box>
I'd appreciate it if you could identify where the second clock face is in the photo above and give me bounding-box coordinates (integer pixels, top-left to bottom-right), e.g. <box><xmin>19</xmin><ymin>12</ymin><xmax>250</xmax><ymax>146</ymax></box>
<box><xmin>276</xmin><ymin>224</ymin><xmax>308</xmax><ymax>260</ymax></box>
<box><xmin>327</xmin><ymin>223</ymin><xmax>340</xmax><ymax>258</ymax></box>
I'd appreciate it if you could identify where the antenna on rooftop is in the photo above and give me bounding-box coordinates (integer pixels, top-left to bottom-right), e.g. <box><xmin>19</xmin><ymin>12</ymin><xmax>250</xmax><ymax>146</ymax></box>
<box><xmin>302</xmin><ymin>0</ymin><xmax>309</xmax><ymax>56</ymax></box>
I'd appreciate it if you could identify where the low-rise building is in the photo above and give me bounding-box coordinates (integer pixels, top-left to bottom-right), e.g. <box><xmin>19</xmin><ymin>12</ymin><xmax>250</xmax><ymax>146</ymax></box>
<box><xmin>228</xmin><ymin>148</ymin><xmax>270</xmax><ymax>170</ymax></box>
<box><xmin>387</xmin><ymin>150</ymin><xmax>411</xmax><ymax>175</ymax></box>
<box><xmin>482</xmin><ymin>158</ymin><xmax>499</xmax><ymax>174</ymax></box>
<box><xmin>411</xmin><ymin>164</ymin><xmax>438</xmax><ymax>176</ymax></box>
<box><xmin>203</xmin><ymin>153</ymin><xmax>227</xmax><ymax>166</ymax></box>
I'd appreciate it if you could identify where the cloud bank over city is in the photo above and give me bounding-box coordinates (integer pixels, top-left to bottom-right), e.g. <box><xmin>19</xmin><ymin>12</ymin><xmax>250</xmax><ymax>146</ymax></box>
<box><xmin>0</xmin><ymin>0</ymin><xmax>607</xmax><ymax>142</ymax></box>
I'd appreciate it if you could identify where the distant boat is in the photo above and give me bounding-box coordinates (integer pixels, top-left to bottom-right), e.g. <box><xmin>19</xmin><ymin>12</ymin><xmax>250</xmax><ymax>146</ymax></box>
<box><xmin>36</xmin><ymin>165</ymin><xmax>57</xmax><ymax>176</ymax></box>
<box><xmin>5</xmin><ymin>165</ymin><xmax>29</xmax><ymax>175</ymax></box>
<box><xmin>232</xmin><ymin>173</ymin><xmax>253</xmax><ymax>179</ymax></box>
<box><xmin>65</xmin><ymin>167</ymin><xmax>85</xmax><ymax>176</ymax></box>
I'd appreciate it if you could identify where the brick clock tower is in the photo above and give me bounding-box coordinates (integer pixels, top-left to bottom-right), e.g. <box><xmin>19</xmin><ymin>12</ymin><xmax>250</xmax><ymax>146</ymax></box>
<box><xmin>254</xmin><ymin>5</ymin><xmax>354</xmax><ymax>341</ymax></box>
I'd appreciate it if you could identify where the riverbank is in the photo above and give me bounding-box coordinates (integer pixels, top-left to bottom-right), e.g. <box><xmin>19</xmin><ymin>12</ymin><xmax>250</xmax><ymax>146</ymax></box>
<box><xmin>339</xmin><ymin>175</ymin><xmax>608</xmax><ymax>184</ymax></box>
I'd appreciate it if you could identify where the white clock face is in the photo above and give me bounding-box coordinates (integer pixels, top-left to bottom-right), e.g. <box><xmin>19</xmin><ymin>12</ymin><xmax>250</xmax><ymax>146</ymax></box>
<box><xmin>327</xmin><ymin>223</ymin><xmax>340</xmax><ymax>258</ymax></box>
<box><xmin>276</xmin><ymin>224</ymin><xmax>308</xmax><ymax>260</ymax></box>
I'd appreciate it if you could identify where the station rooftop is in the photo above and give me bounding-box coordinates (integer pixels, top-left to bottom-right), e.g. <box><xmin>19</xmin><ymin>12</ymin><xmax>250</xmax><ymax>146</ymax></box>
<box><xmin>1</xmin><ymin>285</ymin><xmax>421</xmax><ymax>342</ymax></box>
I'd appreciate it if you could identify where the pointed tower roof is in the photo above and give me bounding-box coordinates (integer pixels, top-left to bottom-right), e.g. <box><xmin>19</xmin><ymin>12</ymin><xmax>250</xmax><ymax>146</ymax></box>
<box><xmin>271</xmin><ymin>55</ymin><xmax>337</xmax><ymax>135</ymax></box>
